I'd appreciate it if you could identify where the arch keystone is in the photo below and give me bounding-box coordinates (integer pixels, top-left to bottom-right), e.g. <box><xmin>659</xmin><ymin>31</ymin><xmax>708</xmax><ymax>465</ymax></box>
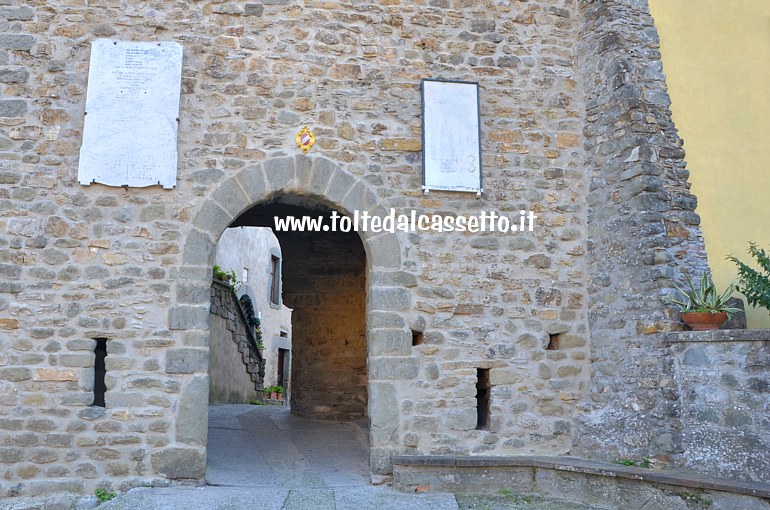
<box><xmin>308</xmin><ymin>157</ymin><xmax>336</xmax><ymax>196</ymax></box>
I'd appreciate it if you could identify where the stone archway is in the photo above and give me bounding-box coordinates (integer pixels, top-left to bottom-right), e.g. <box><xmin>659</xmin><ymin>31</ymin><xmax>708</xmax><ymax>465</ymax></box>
<box><xmin>173</xmin><ymin>156</ymin><xmax>410</xmax><ymax>477</ymax></box>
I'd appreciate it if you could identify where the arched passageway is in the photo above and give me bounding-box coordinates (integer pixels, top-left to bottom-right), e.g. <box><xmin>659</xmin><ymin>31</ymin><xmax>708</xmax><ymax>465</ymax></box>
<box><xmin>180</xmin><ymin>156</ymin><xmax>407</xmax><ymax>479</ymax></box>
<box><xmin>227</xmin><ymin>195</ymin><xmax>369</xmax><ymax>420</ymax></box>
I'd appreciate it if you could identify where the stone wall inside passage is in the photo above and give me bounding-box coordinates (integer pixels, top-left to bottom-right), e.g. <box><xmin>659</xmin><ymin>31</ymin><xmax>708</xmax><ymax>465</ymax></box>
<box><xmin>278</xmin><ymin>227</ymin><xmax>367</xmax><ymax>420</ymax></box>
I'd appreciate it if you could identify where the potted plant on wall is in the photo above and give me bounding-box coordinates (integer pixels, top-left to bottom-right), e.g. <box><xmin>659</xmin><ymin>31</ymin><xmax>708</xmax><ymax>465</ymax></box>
<box><xmin>262</xmin><ymin>385</ymin><xmax>284</xmax><ymax>400</ymax></box>
<box><xmin>669</xmin><ymin>273</ymin><xmax>742</xmax><ymax>330</ymax></box>
<box><xmin>213</xmin><ymin>265</ymin><xmax>241</xmax><ymax>292</ymax></box>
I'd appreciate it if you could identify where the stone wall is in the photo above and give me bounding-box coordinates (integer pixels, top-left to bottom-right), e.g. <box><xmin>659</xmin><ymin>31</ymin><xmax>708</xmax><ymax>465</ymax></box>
<box><xmin>0</xmin><ymin>0</ymin><xmax>729</xmax><ymax>499</ymax></box>
<box><xmin>277</xmin><ymin>226</ymin><xmax>367</xmax><ymax>420</ymax></box>
<box><xmin>667</xmin><ymin>331</ymin><xmax>770</xmax><ymax>482</ymax></box>
<box><xmin>214</xmin><ymin>226</ymin><xmax>292</xmax><ymax>390</ymax></box>
<box><xmin>208</xmin><ymin>280</ymin><xmax>265</xmax><ymax>404</ymax></box>
<box><xmin>573</xmin><ymin>0</ymin><xmax>710</xmax><ymax>464</ymax></box>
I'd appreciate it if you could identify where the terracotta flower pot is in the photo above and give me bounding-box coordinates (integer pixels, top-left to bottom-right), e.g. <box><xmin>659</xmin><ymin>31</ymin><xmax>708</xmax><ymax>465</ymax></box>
<box><xmin>680</xmin><ymin>312</ymin><xmax>727</xmax><ymax>331</ymax></box>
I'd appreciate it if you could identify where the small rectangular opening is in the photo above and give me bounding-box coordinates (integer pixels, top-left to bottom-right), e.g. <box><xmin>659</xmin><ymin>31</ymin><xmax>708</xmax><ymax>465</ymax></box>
<box><xmin>547</xmin><ymin>334</ymin><xmax>560</xmax><ymax>350</ymax></box>
<box><xmin>476</xmin><ymin>368</ymin><xmax>490</xmax><ymax>430</ymax></box>
<box><xmin>92</xmin><ymin>338</ymin><xmax>107</xmax><ymax>407</ymax></box>
<box><xmin>412</xmin><ymin>330</ymin><xmax>424</xmax><ymax>346</ymax></box>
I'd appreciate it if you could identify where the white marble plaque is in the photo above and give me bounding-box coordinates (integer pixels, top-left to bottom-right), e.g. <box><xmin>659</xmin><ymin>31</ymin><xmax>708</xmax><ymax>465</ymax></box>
<box><xmin>422</xmin><ymin>79</ymin><xmax>482</xmax><ymax>194</ymax></box>
<box><xmin>78</xmin><ymin>39</ymin><xmax>183</xmax><ymax>189</ymax></box>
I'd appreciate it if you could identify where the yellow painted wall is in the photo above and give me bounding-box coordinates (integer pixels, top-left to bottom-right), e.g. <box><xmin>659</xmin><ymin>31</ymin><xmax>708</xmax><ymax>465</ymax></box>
<box><xmin>649</xmin><ymin>0</ymin><xmax>770</xmax><ymax>328</ymax></box>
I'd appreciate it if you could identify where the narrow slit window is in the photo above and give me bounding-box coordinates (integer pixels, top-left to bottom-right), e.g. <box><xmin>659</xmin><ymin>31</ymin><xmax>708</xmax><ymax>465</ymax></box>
<box><xmin>476</xmin><ymin>368</ymin><xmax>490</xmax><ymax>430</ymax></box>
<box><xmin>547</xmin><ymin>334</ymin><xmax>560</xmax><ymax>351</ymax></box>
<box><xmin>92</xmin><ymin>338</ymin><xmax>107</xmax><ymax>407</ymax></box>
<box><xmin>412</xmin><ymin>330</ymin><xmax>424</xmax><ymax>347</ymax></box>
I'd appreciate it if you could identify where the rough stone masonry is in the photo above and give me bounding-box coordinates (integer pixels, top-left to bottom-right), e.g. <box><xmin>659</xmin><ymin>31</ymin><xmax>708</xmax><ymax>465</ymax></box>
<box><xmin>4</xmin><ymin>0</ymin><xmax>759</xmax><ymax>501</ymax></box>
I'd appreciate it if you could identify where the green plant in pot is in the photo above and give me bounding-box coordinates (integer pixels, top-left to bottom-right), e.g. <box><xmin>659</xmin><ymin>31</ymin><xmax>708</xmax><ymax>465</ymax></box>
<box><xmin>212</xmin><ymin>265</ymin><xmax>241</xmax><ymax>292</ymax></box>
<box><xmin>263</xmin><ymin>385</ymin><xmax>284</xmax><ymax>400</ymax></box>
<box><xmin>669</xmin><ymin>273</ymin><xmax>741</xmax><ymax>330</ymax></box>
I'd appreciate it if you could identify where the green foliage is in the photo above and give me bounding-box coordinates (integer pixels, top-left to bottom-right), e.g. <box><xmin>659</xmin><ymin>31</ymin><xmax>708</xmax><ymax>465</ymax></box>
<box><xmin>212</xmin><ymin>265</ymin><xmax>241</xmax><ymax>292</ymax></box>
<box><xmin>249</xmin><ymin>399</ymin><xmax>266</xmax><ymax>405</ymax></box>
<box><xmin>668</xmin><ymin>272</ymin><xmax>741</xmax><ymax>317</ymax></box>
<box><xmin>727</xmin><ymin>242</ymin><xmax>770</xmax><ymax>314</ymax></box>
<box><xmin>263</xmin><ymin>385</ymin><xmax>284</xmax><ymax>394</ymax></box>
<box><xmin>212</xmin><ymin>264</ymin><xmax>233</xmax><ymax>282</ymax></box>
<box><xmin>95</xmin><ymin>488</ymin><xmax>117</xmax><ymax>503</ymax></box>
<box><xmin>239</xmin><ymin>294</ymin><xmax>258</xmax><ymax>327</ymax></box>
<box><xmin>238</xmin><ymin>294</ymin><xmax>263</xmax><ymax>349</ymax></box>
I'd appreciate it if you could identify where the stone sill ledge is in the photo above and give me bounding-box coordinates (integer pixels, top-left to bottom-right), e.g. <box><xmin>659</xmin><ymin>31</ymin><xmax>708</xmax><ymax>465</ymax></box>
<box><xmin>664</xmin><ymin>328</ymin><xmax>770</xmax><ymax>344</ymax></box>
<box><xmin>391</xmin><ymin>455</ymin><xmax>770</xmax><ymax>499</ymax></box>
<box><xmin>212</xmin><ymin>278</ymin><xmax>233</xmax><ymax>288</ymax></box>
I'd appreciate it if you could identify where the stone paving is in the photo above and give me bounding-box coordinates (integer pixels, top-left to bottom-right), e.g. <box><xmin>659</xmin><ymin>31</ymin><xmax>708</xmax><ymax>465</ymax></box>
<box><xmin>89</xmin><ymin>405</ymin><xmax>454</xmax><ymax>509</ymax></box>
<box><xmin>87</xmin><ymin>405</ymin><xmax>603</xmax><ymax>510</ymax></box>
<box><xmin>205</xmin><ymin>404</ymin><xmax>371</xmax><ymax>489</ymax></box>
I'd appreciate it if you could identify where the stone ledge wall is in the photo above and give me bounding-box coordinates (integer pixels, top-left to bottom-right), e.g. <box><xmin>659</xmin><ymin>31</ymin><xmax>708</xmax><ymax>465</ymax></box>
<box><xmin>666</xmin><ymin>330</ymin><xmax>770</xmax><ymax>482</ymax></box>
<box><xmin>208</xmin><ymin>279</ymin><xmax>265</xmax><ymax>404</ymax></box>
<box><xmin>392</xmin><ymin>455</ymin><xmax>770</xmax><ymax>509</ymax></box>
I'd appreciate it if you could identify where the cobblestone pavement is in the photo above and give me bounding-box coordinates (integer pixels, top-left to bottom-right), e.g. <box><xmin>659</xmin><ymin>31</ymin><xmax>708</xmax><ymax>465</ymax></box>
<box><xmin>80</xmin><ymin>406</ymin><xmax>605</xmax><ymax>510</ymax></box>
